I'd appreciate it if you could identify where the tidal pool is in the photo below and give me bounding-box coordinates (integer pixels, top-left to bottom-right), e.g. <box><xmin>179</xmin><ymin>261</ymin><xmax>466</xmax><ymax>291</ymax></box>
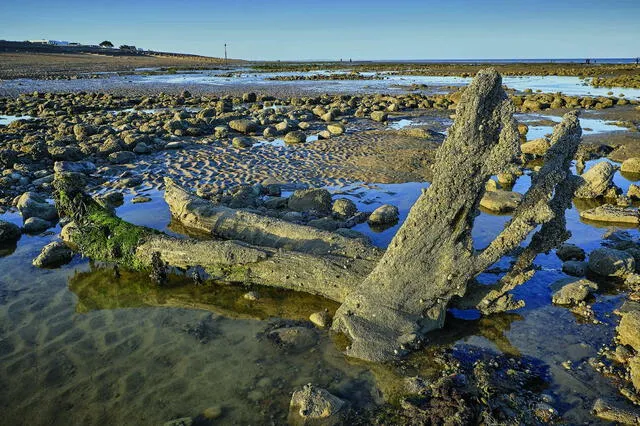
<box><xmin>1</xmin><ymin>159</ymin><xmax>638</xmax><ymax>424</ymax></box>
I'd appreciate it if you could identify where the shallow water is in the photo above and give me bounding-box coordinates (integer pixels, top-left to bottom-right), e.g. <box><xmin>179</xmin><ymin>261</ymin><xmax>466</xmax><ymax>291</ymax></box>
<box><xmin>0</xmin><ymin>114</ymin><xmax>35</xmax><ymax>125</ymax></box>
<box><xmin>517</xmin><ymin>112</ymin><xmax>629</xmax><ymax>140</ymax></box>
<box><xmin>5</xmin><ymin>70</ymin><xmax>640</xmax><ymax>99</ymax></box>
<box><xmin>0</xmin><ymin>159</ymin><xmax>637</xmax><ymax>423</ymax></box>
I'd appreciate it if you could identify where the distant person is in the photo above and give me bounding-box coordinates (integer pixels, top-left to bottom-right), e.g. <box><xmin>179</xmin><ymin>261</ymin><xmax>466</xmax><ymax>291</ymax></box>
<box><xmin>585</xmin><ymin>58</ymin><xmax>590</xmax><ymax>64</ymax></box>
<box><xmin>636</xmin><ymin>57</ymin><xmax>639</xmax><ymax>65</ymax></box>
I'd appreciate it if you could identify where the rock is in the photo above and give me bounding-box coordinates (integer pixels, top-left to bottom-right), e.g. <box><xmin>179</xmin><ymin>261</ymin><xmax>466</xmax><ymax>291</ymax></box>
<box><xmin>574</xmin><ymin>162</ymin><xmax>617</xmax><ymax>199</ymax></box>
<box><xmin>263</xmin><ymin>196</ymin><xmax>288</xmax><ymax>209</ymax></box>
<box><xmin>163</xmin><ymin>418</ymin><xmax>192</xmax><ymax>426</ymax></box>
<box><xmin>326</xmin><ymin>123</ymin><xmax>345</xmax><ymax>135</ymax></box>
<box><xmin>289</xmin><ymin>384</ymin><xmax>346</xmax><ymax>423</ymax></box>
<box><xmin>628</xmin><ymin>184</ymin><xmax>640</xmax><ymax>200</ymax></box>
<box><xmin>368</xmin><ymin>204</ymin><xmax>399</xmax><ymax>226</ymax></box>
<box><xmin>0</xmin><ymin>220</ymin><xmax>21</xmax><ymax>244</ymax></box>
<box><xmin>268</xmin><ymin>326</ymin><xmax>318</xmax><ymax>352</ymax></box>
<box><xmin>556</xmin><ymin>243</ymin><xmax>586</xmax><ymax>261</ymax></box>
<box><xmin>309</xmin><ymin>311</ymin><xmax>330</xmax><ymax>328</ymax></box>
<box><xmin>23</xmin><ymin>217</ymin><xmax>51</xmax><ymax>234</ymax></box>
<box><xmin>108</xmin><ymin>151</ymin><xmax>136</xmax><ymax>164</ymax></box>
<box><xmin>308</xmin><ymin>217</ymin><xmax>341</xmax><ymax>231</ymax></box>
<box><xmin>133</xmin><ymin>142</ymin><xmax>152</xmax><ymax>154</ymax></box>
<box><xmin>588</xmin><ymin>248</ymin><xmax>635</xmax><ymax>277</ymax></box>
<box><xmin>630</xmin><ymin>356</ymin><xmax>640</xmax><ymax>392</ymax></box>
<box><xmin>332</xmin><ymin>198</ymin><xmax>357</xmax><ymax>219</ymax></box>
<box><xmin>562</xmin><ymin>260</ymin><xmax>586</xmax><ymax>277</ymax></box>
<box><xmin>16</xmin><ymin>192</ymin><xmax>57</xmax><ymax>221</ymax></box>
<box><xmin>621</xmin><ymin>158</ymin><xmax>640</xmax><ymax>174</ymax></box>
<box><xmin>521</xmin><ymin>138</ymin><xmax>551</xmax><ymax>156</ymax></box>
<box><xmin>284</xmin><ymin>131</ymin><xmax>307</xmax><ymax>144</ymax></box>
<box><xmin>243</xmin><ymin>291</ymin><xmax>259</xmax><ymax>301</ymax></box>
<box><xmin>242</xmin><ymin>92</ymin><xmax>257</xmax><ymax>103</ymax></box>
<box><xmin>552</xmin><ymin>279</ymin><xmax>598</xmax><ymax>305</ymax></box>
<box><xmin>618</xmin><ymin>310</ymin><xmax>640</xmax><ymax>351</ymax></box>
<box><xmin>480</xmin><ymin>190</ymin><xmax>522</xmax><ymax>213</ymax></box>
<box><xmin>165</xmin><ymin>141</ymin><xmax>184</xmax><ymax>150</ymax></box>
<box><xmin>580</xmin><ymin>205</ymin><xmax>639</xmax><ymax>225</ymax></box>
<box><xmin>53</xmin><ymin>161</ymin><xmax>96</xmax><ymax>174</ymax></box>
<box><xmin>32</xmin><ymin>241</ymin><xmax>73</xmax><ymax>268</ymax></box>
<box><xmin>131</xmin><ymin>196</ymin><xmax>151</xmax><ymax>204</ymax></box>
<box><xmin>288</xmin><ymin>188</ymin><xmax>332</xmax><ymax>214</ymax></box>
<box><xmin>229</xmin><ymin>119</ymin><xmax>258</xmax><ymax>134</ymax></box>
<box><xmin>232</xmin><ymin>137</ymin><xmax>254</xmax><ymax>148</ymax></box>
<box><xmin>263</xmin><ymin>126</ymin><xmax>278</xmax><ymax>138</ymax></box>
<box><xmin>98</xmin><ymin>192</ymin><xmax>124</xmax><ymax>207</ymax></box>
<box><xmin>370</xmin><ymin>111</ymin><xmax>388</xmax><ymax>122</ymax></box>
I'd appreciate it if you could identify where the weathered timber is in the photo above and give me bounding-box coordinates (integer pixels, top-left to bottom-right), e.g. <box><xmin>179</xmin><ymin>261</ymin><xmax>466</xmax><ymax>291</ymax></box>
<box><xmin>331</xmin><ymin>69</ymin><xmax>582</xmax><ymax>362</ymax></box>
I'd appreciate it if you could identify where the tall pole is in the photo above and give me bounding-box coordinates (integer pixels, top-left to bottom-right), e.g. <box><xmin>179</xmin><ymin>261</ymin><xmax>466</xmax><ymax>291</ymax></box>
<box><xmin>224</xmin><ymin>43</ymin><xmax>227</xmax><ymax>64</ymax></box>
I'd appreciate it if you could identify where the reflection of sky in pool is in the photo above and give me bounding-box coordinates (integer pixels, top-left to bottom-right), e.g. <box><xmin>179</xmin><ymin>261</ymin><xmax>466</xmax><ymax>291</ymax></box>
<box><xmin>517</xmin><ymin>113</ymin><xmax>628</xmax><ymax>140</ymax></box>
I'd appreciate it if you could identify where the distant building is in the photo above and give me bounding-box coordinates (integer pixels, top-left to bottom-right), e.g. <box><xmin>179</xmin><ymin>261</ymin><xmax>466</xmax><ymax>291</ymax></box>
<box><xmin>27</xmin><ymin>39</ymin><xmax>75</xmax><ymax>46</ymax></box>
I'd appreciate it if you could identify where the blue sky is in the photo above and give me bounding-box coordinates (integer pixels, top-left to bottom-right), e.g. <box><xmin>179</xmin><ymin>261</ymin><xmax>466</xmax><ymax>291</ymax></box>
<box><xmin>2</xmin><ymin>0</ymin><xmax>639</xmax><ymax>60</ymax></box>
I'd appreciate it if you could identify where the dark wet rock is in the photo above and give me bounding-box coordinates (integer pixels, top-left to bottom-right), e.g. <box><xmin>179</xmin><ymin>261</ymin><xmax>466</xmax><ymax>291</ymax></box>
<box><xmin>32</xmin><ymin>241</ymin><xmax>73</xmax><ymax>268</ymax></box>
<box><xmin>588</xmin><ymin>248</ymin><xmax>636</xmax><ymax>278</ymax></box>
<box><xmin>242</xmin><ymin>92</ymin><xmax>257</xmax><ymax>103</ymax></box>
<box><xmin>23</xmin><ymin>217</ymin><xmax>52</xmax><ymax>234</ymax></box>
<box><xmin>229</xmin><ymin>119</ymin><xmax>258</xmax><ymax>134</ymax></box>
<box><xmin>133</xmin><ymin>142</ymin><xmax>152</xmax><ymax>154</ymax></box>
<box><xmin>267</xmin><ymin>325</ymin><xmax>318</xmax><ymax>352</ymax></box>
<box><xmin>551</xmin><ymin>278</ymin><xmax>598</xmax><ymax>305</ymax></box>
<box><xmin>289</xmin><ymin>384</ymin><xmax>346</xmax><ymax>424</ymax></box>
<box><xmin>580</xmin><ymin>205</ymin><xmax>639</xmax><ymax>225</ymax></box>
<box><xmin>288</xmin><ymin>188</ymin><xmax>332</xmax><ymax>214</ymax></box>
<box><xmin>480</xmin><ymin>190</ymin><xmax>522</xmax><ymax>213</ymax></box>
<box><xmin>332</xmin><ymin>198</ymin><xmax>357</xmax><ymax>219</ymax></box>
<box><xmin>48</xmin><ymin>145</ymin><xmax>83</xmax><ymax>161</ymax></box>
<box><xmin>562</xmin><ymin>260</ymin><xmax>587</xmax><ymax>277</ymax></box>
<box><xmin>368</xmin><ymin>204</ymin><xmax>399</xmax><ymax>226</ymax></box>
<box><xmin>228</xmin><ymin>185</ymin><xmax>259</xmax><ymax>208</ymax></box>
<box><xmin>53</xmin><ymin>161</ymin><xmax>96</xmax><ymax>174</ymax></box>
<box><xmin>73</xmin><ymin>123</ymin><xmax>96</xmax><ymax>140</ymax></box>
<box><xmin>0</xmin><ymin>149</ymin><xmax>18</xmax><ymax>169</ymax></box>
<box><xmin>556</xmin><ymin>243</ymin><xmax>586</xmax><ymax>261</ymax></box>
<box><xmin>108</xmin><ymin>151</ymin><xmax>136</xmax><ymax>164</ymax></box>
<box><xmin>263</xmin><ymin>196</ymin><xmax>288</xmax><ymax>210</ymax></box>
<box><xmin>232</xmin><ymin>136</ymin><xmax>254</xmax><ymax>149</ymax></box>
<box><xmin>284</xmin><ymin>130</ymin><xmax>307</xmax><ymax>144</ymax></box>
<box><xmin>16</xmin><ymin>192</ymin><xmax>57</xmax><ymax>221</ymax></box>
<box><xmin>0</xmin><ymin>220</ymin><xmax>21</xmax><ymax>244</ymax></box>
<box><xmin>307</xmin><ymin>217</ymin><xmax>342</xmax><ymax>231</ymax></box>
<box><xmin>98</xmin><ymin>192</ymin><xmax>124</xmax><ymax>208</ymax></box>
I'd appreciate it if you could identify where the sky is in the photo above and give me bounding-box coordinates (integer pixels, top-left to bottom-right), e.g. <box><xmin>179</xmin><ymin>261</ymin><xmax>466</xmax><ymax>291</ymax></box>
<box><xmin>2</xmin><ymin>0</ymin><xmax>639</xmax><ymax>61</ymax></box>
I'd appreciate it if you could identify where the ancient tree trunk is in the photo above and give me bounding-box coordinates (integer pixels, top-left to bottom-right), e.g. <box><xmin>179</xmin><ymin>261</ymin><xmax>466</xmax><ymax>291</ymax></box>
<box><xmin>331</xmin><ymin>69</ymin><xmax>582</xmax><ymax>362</ymax></box>
<box><xmin>163</xmin><ymin>178</ymin><xmax>381</xmax><ymax>261</ymax></box>
<box><xmin>54</xmin><ymin>173</ymin><xmax>374</xmax><ymax>302</ymax></box>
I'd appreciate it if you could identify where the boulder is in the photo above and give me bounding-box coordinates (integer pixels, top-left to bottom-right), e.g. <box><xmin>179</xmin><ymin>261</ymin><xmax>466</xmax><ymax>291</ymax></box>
<box><xmin>368</xmin><ymin>204</ymin><xmax>399</xmax><ymax>226</ymax></box>
<box><xmin>108</xmin><ymin>151</ymin><xmax>136</xmax><ymax>164</ymax></box>
<box><xmin>562</xmin><ymin>260</ymin><xmax>586</xmax><ymax>277</ymax></box>
<box><xmin>32</xmin><ymin>241</ymin><xmax>73</xmax><ymax>268</ymax></box>
<box><xmin>289</xmin><ymin>384</ymin><xmax>346</xmax><ymax>423</ymax></box>
<box><xmin>0</xmin><ymin>220</ymin><xmax>21</xmax><ymax>245</ymax></box>
<box><xmin>53</xmin><ymin>161</ymin><xmax>96</xmax><ymax>174</ymax></box>
<box><xmin>551</xmin><ymin>279</ymin><xmax>598</xmax><ymax>305</ymax></box>
<box><xmin>370</xmin><ymin>111</ymin><xmax>388</xmax><ymax>122</ymax></box>
<box><xmin>580</xmin><ymin>205</ymin><xmax>639</xmax><ymax>225</ymax></box>
<box><xmin>521</xmin><ymin>138</ymin><xmax>551</xmax><ymax>156</ymax></box>
<box><xmin>23</xmin><ymin>217</ymin><xmax>51</xmax><ymax>234</ymax></box>
<box><xmin>556</xmin><ymin>243</ymin><xmax>586</xmax><ymax>261</ymax></box>
<box><xmin>229</xmin><ymin>119</ymin><xmax>258</xmax><ymax>134</ymax></box>
<box><xmin>574</xmin><ymin>162</ymin><xmax>617</xmax><ymax>199</ymax></box>
<box><xmin>628</xmin><ymin>184</ymin><xmax>640</xmax><ymax>200</ymax></box>
<box><xmin>242</xmin><ymin>92</ymin><xmax>257</xmax><ymax>103</ymax></box>
<box><xmin>232</xmin><ymin>137</ymin><xmax>254</xmax><ymax>149</ymax></box>
<box><xmin>326</xmin><ymin>123</ymin><xmax>345</xmax><ymax>135</ymax></box>
<box><xmin>284</xmin><ymin>131</ymin><xmax>307</xmax><ymax>144</ymax></box>
<box><xmin>618</xmin><ymin>310</ymin><xmax>640</xmax><ymax>351</ymax></box>
<box><xmin>332</xmin><ymin>198</ymin><xmax>357</xmax><ymax>219</ymax></box>
<box><xmin>16</xmin><ymin>192</ymin><xmax>57</xmax><ymax>221</ymax></box>
<box><xmin>288</xmin><ymin>189</ymin><xmax>332</xmax><ymax>214</ymax></box>
<box><xmin>480</xmin><ymin>190</ymin><xmax>522</xmax><ymax>213</ymax></box>
<box><xmin>621</xmin><ymin>158</ymin><xmax>640</xmax><ymax>174</ymax></box>
<box><xmin>588</xmin><ymin>248</ymin><xmax>635</xmax><ymax>277</ymax></box>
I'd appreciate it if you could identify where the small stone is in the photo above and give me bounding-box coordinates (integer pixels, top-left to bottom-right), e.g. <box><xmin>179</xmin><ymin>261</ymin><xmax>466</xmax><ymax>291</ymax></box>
<box><xmin>203</xmin><ymin>405</ymin><xmax>223</xmax><ymax>420</ymax></box>
<box><xmin>368</xmin><ymin>204</ymin><xmax>399</xmax><ymax>226</ymax></box>
<box><xmin>309</xmin><ymin>311</ymin><xmax>330</xmax><ymax>328</ymax></box>
<box><xmin>132</xmin><ymin>196</ymin><xmax>152</xmax><ymax>204</ymax></box>
<box><xmin>556</xmin><ymin>243</ymin><xmax>586</xmax><ymax>261</ymax></box>
<box><xmin>243</xmin><ymin>291</ymin><xmax>259</xmax><ymax>301</ymax></box>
